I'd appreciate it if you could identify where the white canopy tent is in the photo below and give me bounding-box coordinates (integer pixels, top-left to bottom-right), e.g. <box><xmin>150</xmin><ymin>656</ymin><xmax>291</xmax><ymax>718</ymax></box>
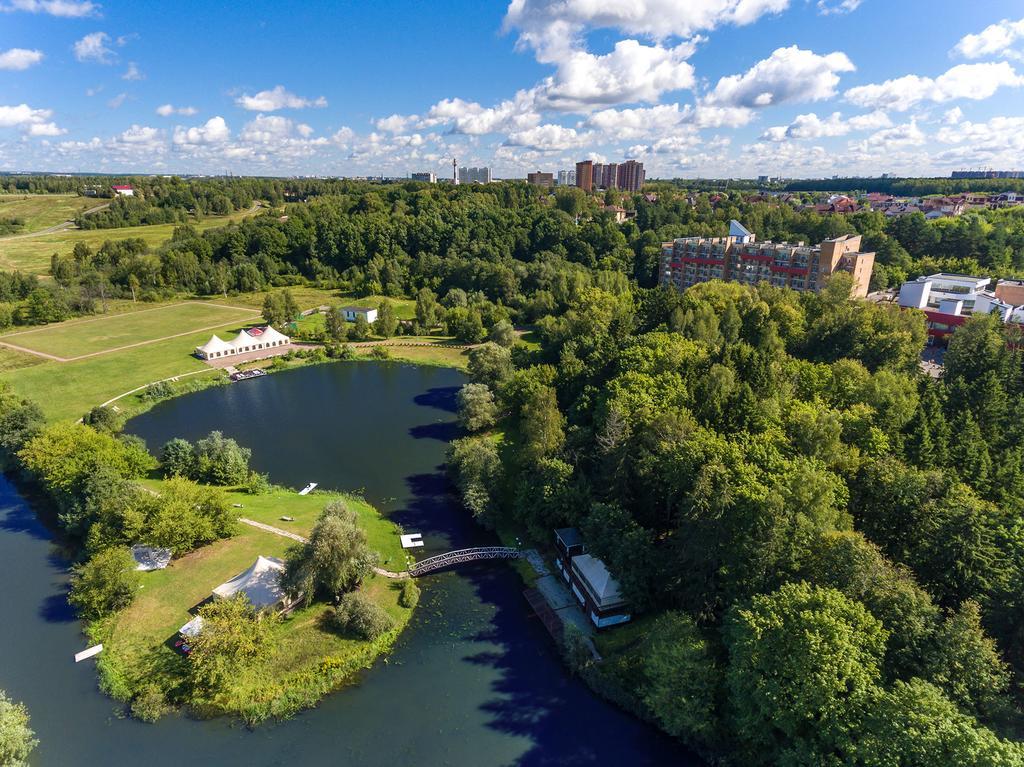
<box><xmin>212</xmin><ymin>555</ymin><xmax>289</xmax><ymax>610</ymax></box>
<box><xmin>195</xmin><ymin>326</ymin><xmax>291</xmax><ymax>360</ymax></box>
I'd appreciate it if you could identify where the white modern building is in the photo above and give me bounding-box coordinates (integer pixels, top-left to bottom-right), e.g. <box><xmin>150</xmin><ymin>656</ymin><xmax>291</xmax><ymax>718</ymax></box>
<box><xmin>897</xmin><ymin>273</ymin><xmax>1024</xmax><ymax>341</ymax></box>
<box><xmin>342</xmin><ymin>306</ymin><xmax>378</xmax><ymax>323</ymax></box>
<box><xmin>195</xmin><ymin>325</ymin><xmax>290</xmax><ymax>360</ymax></box>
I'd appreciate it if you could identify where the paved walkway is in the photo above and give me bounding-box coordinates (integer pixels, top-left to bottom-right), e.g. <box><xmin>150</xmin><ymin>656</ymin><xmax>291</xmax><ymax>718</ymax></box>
<box><xmin>237</xmin><ymin>516</ymin><xmax>410</xmax><ymax>579</ymax></box>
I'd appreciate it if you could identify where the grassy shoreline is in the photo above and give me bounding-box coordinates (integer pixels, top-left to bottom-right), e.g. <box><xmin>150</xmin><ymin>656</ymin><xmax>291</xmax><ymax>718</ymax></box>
<box><xmin>87</xmin><ymin>486</ymin><xmax>413</xmax><ymax>724</ymax></box>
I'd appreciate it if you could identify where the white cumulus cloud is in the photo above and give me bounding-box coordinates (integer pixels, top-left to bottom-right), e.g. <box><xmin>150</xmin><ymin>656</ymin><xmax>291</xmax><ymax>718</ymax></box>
<box><xmin>2</xmin><ymin>0</ymin><xmax>97</xmax><ymax>17</ymax></box>
<box><xmin>0</xmin><ymin>48</ymin><xmax>43</xmax><ymax>70</ymax></box>
<box><xmin>173</xmin><ymin>116</ymin><xmax>230</xmax><ymax>146</ymax></box>
<box><xmin>156</xmin><ymin>104</ymin><xmax>198</xmax><ymax>117</ymax></box>
<box><xmin>761</xmin><ymin>109</ymin><xmax>891</xmax><ymax>140</ymax></box>
<box><xmin>0</xmin><ymin>103</ymin><xmax>63</xmax><ymax>136</ymax></box>
<box><xmin>953</xmin><ymin>17</ymin><xmax>1024</xmax><ymax>60</ymax></box>
<box><xmin>426</xmin><ymin>91</ymin><xmax>540</xmax><ymax>135</ymax></box>
<box><xmin>538</xmin><ymin>39</ymin><xmax>696</xmax><ymax>110</ymax></box>
<box><xmin>816</xmin><ymin>0</ymin><xmax>862</xmax><ymax>14</ymax></box>
<box><xmin>504</xmin><ymin>123</ymin><xmax>587</xmax><ymax>151</ymax></box>
<box><xmin>73</xmin><ymin>31</ymin><xmax>114</xmax><ymax>63</ymax></box>
<box><xmin>122</xmin><ymin>62</ymin><xmax>143</xmax><ymax>81</ymax></box>
<box><xmin>504</xmin><ymin>0</ymin><xmax>789</xmax><ymax>60</ymax></box>
<box><xmin>706</xmin><ymin>46</ymin><xmax>855</xmax><ymax>108</ymax></box>
<box><xmin>235</xmin><ymin>85</ymin><xmax>327</xmax><ymax>111</ymax></box>
<box><xmin>846</xmin><ymin>62</ymin><xmax>1024</xmax><ymax>111</ymax></box>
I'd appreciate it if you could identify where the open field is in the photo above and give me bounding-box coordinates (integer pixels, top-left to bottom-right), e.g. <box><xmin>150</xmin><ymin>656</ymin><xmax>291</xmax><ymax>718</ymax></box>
<box><xmin>0</xmin><ymin>194</ymin><xmax>96</xmax><ymax>234</ymax></box>
<box><xmin>0</xmin><ymin>287</ymin><xmax>465</xmax><ymax>421</ymax></box>
<box><xmin>0</xmin><ymin>301</ymin><xmax>259</xmax><ymax>360</ymax></box>
<box><xmin>95</xmin><ymin>486</ymin><xmax>411</xmax><ymax>721</ymax></box>
<box><xmin>0</xmin><ymin>204</ymin><xmax>263</xmax><ymax>274</ymax></box>
<box><xmin>0</xmin><ymin>320</ymin><xmax>243</xmax><ymax>421</ymax></box>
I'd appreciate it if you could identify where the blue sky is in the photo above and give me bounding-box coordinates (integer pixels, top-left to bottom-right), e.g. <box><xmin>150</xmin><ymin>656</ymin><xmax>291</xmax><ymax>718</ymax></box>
<box><xmin>1</xmin><ymin>0</ymin><xmax>1023</xmax><ymax>178</ymax></box>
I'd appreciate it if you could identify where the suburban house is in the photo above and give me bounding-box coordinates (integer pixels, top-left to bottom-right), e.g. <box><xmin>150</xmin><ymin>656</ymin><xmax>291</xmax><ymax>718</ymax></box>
<box><xmin>112</xmin><ymin>184</ymin><xmax>135</xmax><ymax>197</ymax></box>
<box><xmin>897</xmin><ymin>273</ymin><xmax>1024</xmax><ymax>342</ymax></box>
<box><xmin>554</xmin><ymin>527</ymin><xmax>631</xmax><ymax>629</ymax></box>
<box><xmin>342</xmin><ymin>306</ymin><xmax>378</xmax><ymax>324</ymax></box>
<box><xmin>195</xmin><ymin>325</ymin><xmax>290</xmax><ymax>360</ymax></box>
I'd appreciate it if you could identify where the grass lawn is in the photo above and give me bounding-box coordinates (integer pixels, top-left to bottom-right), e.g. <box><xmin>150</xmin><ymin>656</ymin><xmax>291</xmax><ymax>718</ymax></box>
<box><xmin>0</xmin><ymin>346</ymin><xmax>46</xmax><ymax>374</ymax></box>
<box><xmin>355</xmin><ymin>339</ymin><xmax>470</xmax><ymax>369</ymax></box>
<box><xmin>0</xmin><ymin>286</ymin><xmax>464</xmax><ymax>422</ymax></box>
<box><xmin>0</xmin><ymin>193</ymin><xmax>95</xmax><ymax>233</ymax></box>
<box><xmin>0</xmin><ymin>205</ymin><xmax>262</xmax><ymax>274</ymax></box>
<box><xmin>0</xmin><ymin>319</ymin><xmax>251</xmax><ymax>421</ymax></box>
<box><xmin>95</xmin><ymin>485</ymin><xmax>413</xmax><ymax>722</ymax></box>
<box><xmin>0</xmin><ymin>301</ymin><xmax>259</xmax><ymax>359</ymax></box>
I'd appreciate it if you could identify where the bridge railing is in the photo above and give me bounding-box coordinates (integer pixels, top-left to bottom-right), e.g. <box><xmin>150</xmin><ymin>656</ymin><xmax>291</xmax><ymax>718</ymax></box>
<box><xmin>408</xmin><ymin>546</ymin><xmax>521</xmax><ymax>576</ymax></box>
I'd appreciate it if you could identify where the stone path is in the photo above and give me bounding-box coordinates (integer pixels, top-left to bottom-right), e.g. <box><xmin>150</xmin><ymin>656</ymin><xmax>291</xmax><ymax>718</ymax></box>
<box><xmin>237</xmin><ymin>516</ymin><xmax>410</xmax><ymax>579</ymax></box>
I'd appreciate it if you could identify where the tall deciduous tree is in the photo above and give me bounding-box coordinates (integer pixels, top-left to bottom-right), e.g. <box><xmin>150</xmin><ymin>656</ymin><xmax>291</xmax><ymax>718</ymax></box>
<box><xmin>282</xmin><ymin>502</ymin><xmax>376</xmax><ymax>604</ymax></box>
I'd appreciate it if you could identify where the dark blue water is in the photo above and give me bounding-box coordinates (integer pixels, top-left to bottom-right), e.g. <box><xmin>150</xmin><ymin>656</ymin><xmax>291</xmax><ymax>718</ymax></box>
<box><xmin>0</xmin><ymin>361</ymin><xmax>698</xmax><ymax>766</ymax></box>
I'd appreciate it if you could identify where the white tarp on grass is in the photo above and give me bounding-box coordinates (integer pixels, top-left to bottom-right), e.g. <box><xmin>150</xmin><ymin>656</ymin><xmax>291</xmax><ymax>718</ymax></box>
<box><xmin>212</xmin><ymin>555</ymin><xmax>287</xmax><ymax>610</ymax></box>
<box><xmin>131</xmin><ymin>544</ymin><xmax>172</xmax><ymax>571</ymax></box>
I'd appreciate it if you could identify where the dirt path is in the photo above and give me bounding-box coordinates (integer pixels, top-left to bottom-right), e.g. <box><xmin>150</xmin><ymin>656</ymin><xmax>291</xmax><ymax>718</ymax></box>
<box><xmin>237</xmin><ymin>517</ymin><xmax>410</xmax><ymax>579</ymax></box>
<box><xmin>0</xmin><ymin>201</ymin><xmax>110</xmax><ymax>241</ymax></box>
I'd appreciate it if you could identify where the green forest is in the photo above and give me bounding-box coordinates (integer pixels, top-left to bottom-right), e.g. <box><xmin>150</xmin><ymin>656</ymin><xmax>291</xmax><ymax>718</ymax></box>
<box><xmin>5</xmin><ymin>176</ymin><xmax>1024</xmax><ymax>762</ymax></box>
<box><xmin>3</xmin><ymin>179</ymin><xmax>1024</xmax><ymax>334</ymax></box>
<box><xmin>451</xmin><ymin>279</ymin><xmax>1024</xmax><ymax>764</ymax></box>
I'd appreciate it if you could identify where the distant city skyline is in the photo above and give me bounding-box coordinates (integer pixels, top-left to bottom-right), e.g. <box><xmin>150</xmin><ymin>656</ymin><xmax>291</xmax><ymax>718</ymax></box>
<box><xmin>1</xmin><ymin>1</ymin><xmax>1023</xmax><ymax>177</ymax></box>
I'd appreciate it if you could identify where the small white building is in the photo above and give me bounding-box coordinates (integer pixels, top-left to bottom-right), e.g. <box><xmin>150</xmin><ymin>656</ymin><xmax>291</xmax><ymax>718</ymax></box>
<box><xmin>195</xmin><ymin>325</ymin><xmax>290</xmax><ymax>360</ymax></box>
<box><xmin>342</xmin><ymin>306</ymin><xmax>378</xmax><ymax>324</ymax></box>
<box><xmin>112</xmin><ymin>184</ymin><xmax>134</xmax><ymax>197</ymax></box>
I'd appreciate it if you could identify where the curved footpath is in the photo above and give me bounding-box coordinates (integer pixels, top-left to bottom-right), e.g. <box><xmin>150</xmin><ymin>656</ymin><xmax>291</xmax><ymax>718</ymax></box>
<box><xmin>237</xmin><ymin>516</ymin><xmax>410</xmax><ymax>578</ymax></box>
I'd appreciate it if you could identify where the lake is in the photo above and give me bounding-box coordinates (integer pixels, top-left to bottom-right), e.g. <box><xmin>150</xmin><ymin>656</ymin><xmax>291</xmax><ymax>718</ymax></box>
<box><xmin>0</xmin><ymin>361</ymin><xmax>699</xmax><ymax>766</ymax></box>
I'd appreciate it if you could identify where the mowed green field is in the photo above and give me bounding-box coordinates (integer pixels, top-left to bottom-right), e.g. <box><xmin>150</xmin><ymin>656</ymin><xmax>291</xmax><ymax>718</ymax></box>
<box><xmin>0</xmin><ymin>319</ymin><xmax>249</xmax><ymax>421</ymax></box>
<box><xmin>0</xmin><ymin>205</ymin><xmax>263</xmax><ymax>274</ymax></box>
<box><xmin>0</xmin><ymin>301</ymin><xmax>259</xmax><ymax>359</ymax></box>
<box><xmin>0</xmin><ymin>194</ymin><xmax>95</xmax><ymax>233</ymax></box>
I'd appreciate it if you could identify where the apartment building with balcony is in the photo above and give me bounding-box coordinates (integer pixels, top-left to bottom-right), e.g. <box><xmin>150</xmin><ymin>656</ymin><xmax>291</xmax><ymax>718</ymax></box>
<box><xmin>660</xmin><ymin>220</ymin><xmax>875</xmax><ymax>298</ymax></box>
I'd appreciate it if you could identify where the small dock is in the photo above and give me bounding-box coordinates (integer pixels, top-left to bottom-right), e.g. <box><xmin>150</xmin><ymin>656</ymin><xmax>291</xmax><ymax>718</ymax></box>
<box><xmin>524</xmin><ymin>588</ymin><xmax>564</xmax><ymax>643</ymax></box>
<box><xmin>298</xmin><ymin>482</ymin><xmax>317</xmax><ymax>496</ymax></box>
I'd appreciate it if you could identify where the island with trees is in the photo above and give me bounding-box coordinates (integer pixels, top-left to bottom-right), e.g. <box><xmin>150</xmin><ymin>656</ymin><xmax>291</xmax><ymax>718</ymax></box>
<box><xmin>0</xmin><ymin>393</ymin><xmax>416</xmax><ymax>723</ymax></box>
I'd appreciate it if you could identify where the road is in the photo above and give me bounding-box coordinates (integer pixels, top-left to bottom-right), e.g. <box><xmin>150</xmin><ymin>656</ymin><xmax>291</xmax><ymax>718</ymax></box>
<box><xmin>0</xmin><ymin>201</ymin><xmax>110</xmax><ymax>241</ymax></box>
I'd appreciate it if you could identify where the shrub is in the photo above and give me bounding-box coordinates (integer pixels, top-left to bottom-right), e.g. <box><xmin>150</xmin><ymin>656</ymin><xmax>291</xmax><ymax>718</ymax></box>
<box><xmin>141</xmin><ymin>380</ymin><xmax>174</xmax><ymax>401</ymax></box>
<box><xmin>83</xmin><ymin>405</ymin><xmax>121</xmax><ymax>434</ymax></box>
<box><xmin>130</xmin><ymin>684</ymin><xmax>170</xmax><ymax>723</ymax></box>
<box><xmin>68</xmin><ymin>547</ymin><xmax>140</xmax><ymax>620</ymax></box>
<box><xmin>370</xmin><ymin>345</ymin><xmax>391</xmax><ymax>360</ymax></box>
<box><xmin>0</xmin><ymin>690</ymin><xmax>37</xmax><ymax>766</ymax></box>
<box><xmin>160</xmin><ymin>437</ymin><xmax>195</xmax><ymax>478</ymax></box>
<box><xmin>398</xmin><ymin>579</ymin><xmax>420</xmax><ymax>609</ymax></box>
<box><xmin>328</xmin><ymin>592</ymin><xmax>395</xmax><ymax>640</ymax></box>
<box><xmin>243</xmin><ymin>471</ymin><xmax>272</xmax><ymax>495</ymax></box>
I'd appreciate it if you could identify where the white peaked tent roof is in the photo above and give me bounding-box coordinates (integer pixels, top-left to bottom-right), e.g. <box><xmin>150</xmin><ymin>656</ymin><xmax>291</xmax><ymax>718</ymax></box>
<box><xmin>197</xmin><ymin>334</ymin><xmax>232</xmax><ymax>355</ymax></box>
<box><xmin>256</xmin><ymin>325</ymin><xmax>289</xmax><ymax>344</ymax></box>
<box><xmin>212</xmin><ymin>555</ymin><xmax>286</xmax><ymax>609</ymax></box>
<box><xmin>573</xmin><ymin>554</ymin><xmax>625</xmax><ymax>607</ymax></box>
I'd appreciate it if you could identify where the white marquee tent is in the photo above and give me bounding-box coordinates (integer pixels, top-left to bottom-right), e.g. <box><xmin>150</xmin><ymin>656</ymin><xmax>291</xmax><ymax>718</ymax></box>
<box><xmin>196</xmin><ymin>326</ymin><xmax>290</xmax><ymax>360</ymax></box>
<box><xmin>212</xmin><ymin>555</ymin><xmax>289</xmax><ymax>610</ymax></box>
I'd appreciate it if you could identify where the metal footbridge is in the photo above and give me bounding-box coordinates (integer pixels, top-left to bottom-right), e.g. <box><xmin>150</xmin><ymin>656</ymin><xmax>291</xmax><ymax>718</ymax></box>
<box><xmin>408</xmin><ymin>546</ymin><xmax>521</xmax><ymax>576</ymax></box>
